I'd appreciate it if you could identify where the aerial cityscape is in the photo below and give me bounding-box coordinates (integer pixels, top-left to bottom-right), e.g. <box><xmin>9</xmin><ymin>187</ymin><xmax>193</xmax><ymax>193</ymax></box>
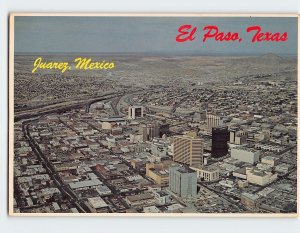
<box><xmin>11</xmin><ymin>16</ymin><xmax>298</xmax><ymax>215</ymax></box>
<box><xmin>13</xmin><ymin>53</ymin><xmax>297</xmax><ymax>214</ymax></box>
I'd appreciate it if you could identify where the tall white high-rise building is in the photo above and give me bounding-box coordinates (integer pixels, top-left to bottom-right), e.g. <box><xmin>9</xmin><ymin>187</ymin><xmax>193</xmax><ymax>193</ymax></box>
<box><xmin>128</xmin><ymin>106</ymin><xmax>144</xmax><ymax>119</ymax></box>
<box><xmin>206</xmin><ymin>114</ymin><xmax>223</xmax><ymax>132</ymax></box>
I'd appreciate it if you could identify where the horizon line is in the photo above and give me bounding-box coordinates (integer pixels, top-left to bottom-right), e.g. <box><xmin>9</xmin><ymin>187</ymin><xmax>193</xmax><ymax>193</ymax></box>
<box><xmin>14</xmin><ymin>51</ymin><xmax>297</xmax><ymax>57</ymax></box>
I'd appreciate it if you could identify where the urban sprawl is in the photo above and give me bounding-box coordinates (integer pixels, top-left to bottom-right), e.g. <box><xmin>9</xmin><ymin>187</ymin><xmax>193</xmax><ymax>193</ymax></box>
<box><xmin>13</xmin><ymin>55</ymin><xmax>297</xmax><ymax>214</ymax></box>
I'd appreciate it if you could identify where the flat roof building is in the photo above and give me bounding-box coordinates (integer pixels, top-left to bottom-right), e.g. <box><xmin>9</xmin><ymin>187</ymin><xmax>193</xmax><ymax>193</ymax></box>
<box><xmin>128</xmin><ymin>106</ymin><xmax>144</xmax><ymax>119</ymax></box>
<box><xmin>87</xmin><ymin>197</ymin><xmax>108</xmax><ymax>209</ymax></box>
<box><xmin>231</xmin><ymin>147</ymin><xmax>260</xmax><ymax>164</ymax></box>
<box><xmin>169</xmin><ymin>165</ymin><xmax>197</xmax><ymax>198</ymax></box>
<box><xmin>190</xmin><ymin>164</ymin><xmax>220</xmax><ymax>182</ymax></box>
<box><xmin>246</xmin><ymin>167</ymin><xmax>278</xmax><ymax>186</ymax></box>
<box><xmin>173</xmin><ymin>135</ymin><xmax>204</xmax><ymax>166</ymax></box>
<box><xmin>241</xmin><ymin>192</ymin><xmax>260</xmax><ymax>209</ymax></box>
<box><xmin>212</xmin><ymin>126</ymin><xmax>229</xmax><ymax>158</ymax></box>
<box><xmin>207</xmin><ymin>115</ymin><xmax>223</xmax><ymax>132</ymax></box>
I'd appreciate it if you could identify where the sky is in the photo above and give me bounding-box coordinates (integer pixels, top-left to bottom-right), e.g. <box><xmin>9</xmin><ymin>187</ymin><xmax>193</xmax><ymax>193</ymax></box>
<box><xmin>14</xmin><ymin>16</ymin><xmax>298</xmax><ymax>55</ymax></box>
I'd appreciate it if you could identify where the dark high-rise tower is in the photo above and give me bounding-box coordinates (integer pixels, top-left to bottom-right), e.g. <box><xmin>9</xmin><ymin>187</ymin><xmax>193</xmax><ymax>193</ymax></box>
<box><xmin>211</xmin><ymin>126</ymin><xmax>229</xmax><ymax>158</ymax></box>
<box><xmin>159</xmin><ymin>124</ymin><xmax>170</xmax><ymax>137</ymax></box>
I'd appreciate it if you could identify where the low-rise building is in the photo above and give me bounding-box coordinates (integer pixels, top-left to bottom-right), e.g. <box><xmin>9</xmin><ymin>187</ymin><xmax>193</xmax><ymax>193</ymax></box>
<box><xmin>231</xmin><ymin>147</ymin><xmax>260</xmax><ymax>164</ymax></box>
<box><xmin>237</xmin><ymin>180</ymin><xmax>248</xmax><ymax>188</ymax></box>
<box><xmin>145</xmin><ymin>160</ymin><xmax>174</xmax><ymax>186</ymax></box>
<box><xmin>233</xmin><ymin>167</ymin><xmax>247</xmax><ymax>180</ymax></box>
<box><xmin>125</xmin><ymin>193</ymin><xmax>155</xmax><ymax>207</ymax></box>
<box><xmin>69</xmin><ymin>179</ymin><xmax>103</xmax><ymax>190</ymax></box>
<box><xmin>154</xmin><ymin>190</ymin><xmax>172</xmax><ymax>205</ymax></box>
<box><xmin>261</xmin><ymin>156</ymin><xmax>280</xmax><ymax>167</ymax></box>
<box><xmin>87</xmin><ymin>197</ymin><xmax>108</xmax><ymax>209</ymax></box>
<box><xmin>219</xmin><ymin>179</ymin><xmax>235</xmax><ymax>188</ymax></box>
<box><xmin>246</xmin><ymin>167</ymin><xmax>277</xmax><ymax>186</ymax></box>
<box><xmin>241</xmin><ymin>192</ymin><xmax>260</xmax><ymax>209</ymax></box>
<box><xmin>130</xmin><ymin>134</ymin><xmax>144</xmax><ymax>143</ymax></box>
<box><xmin>275</xmin><ymin>163</ymin><xmax>292</xmax><ymax>174</ymax></box>
<box><xmin>190</xmin><ymin>164</ymin><xmax>220</xmax><ymax>182</ymax></box>
<box><xmin>143</xmin><ymin>206</ymin><xmax>161</xmax><ymax>213</ymax></box>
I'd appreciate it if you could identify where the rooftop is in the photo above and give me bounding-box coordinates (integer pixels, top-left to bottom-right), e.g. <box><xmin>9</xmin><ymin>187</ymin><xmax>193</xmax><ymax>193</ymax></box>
<box><xmin>241</xmin><ymin>192</ymin><xmax>260</xmax><ymax>201</ymax></box>
<box><xmin>69</xmin><ymin>179</ymin><xmax>102</xmax><ymax>189</ymax></box>
<box><xmin>99</xmin><ymin>118</ymin><xmax>125</xmax><ymax>122</ymax></box>
<box><xmin>87</xmin><ymin>197</ymin><xmax>108</xmax><ymax>209</ymax></box>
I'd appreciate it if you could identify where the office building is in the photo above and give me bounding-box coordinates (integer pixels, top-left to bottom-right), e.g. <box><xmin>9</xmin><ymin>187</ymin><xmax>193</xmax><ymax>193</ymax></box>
<box><xmin>146</xmin><ymin>160</ymin><xmax>174</xmax><ymax>186</ymax></box>
<box><xmin>211</xmin><ymin>126</ymin><xmax>229</xmax><ymax>158</ymax></box>
<box><xmin>173</xmin><ymin>135</ymin><xmax>204</xmax><ymax>166</ymax></box>
<box><xmin>231</xmin><ymin>147</ymin><xmax>260</xmax><ymax>164</ymax></box>
<box><xmin>206</xmin><ymin>114</ymin><xmax>223</xmax><ymax>132</ymax></box>
<box><xmin>230</xmin><ymin>129</ymin><xmax>247</xmax><ymax>145</ymax></box>
<box><xmin>128</xmin><ymin>106</ymin><xmax>144</xmax><ymax>119</ymax></box>
<box><xmin>230</xmin><ymin>130</ymin><xmax>236</xmax><ymax>144</ymax></box>
<box><xmin>190</xmin><ymin>164</ymin><xmax>220</xmax><ymax>182</ymax></box>
<box><xmin>129</xmin><ymin>134</ymin><xmax>144</xmax><ymax>143</ymax></box>
<box><xmin>261</xmin><ymin>156</ymin><xmax>280</xmax><ymax>167</ymax></box>
<box><xmin>159</xmin><ymin>124</ymin><xmax>170</xmax><ymax>137</ymax></box>
<box><xmin>241</xmin><ymin>192</ymin><xmax>260</xmax><ymax>209</ymax></box>
<box><xmin>154</xmin><ymin>190</ymin><xmax>172</xmax><ymax>205</ymax></box>
<box><xmin>169</xmin><ymin>165</ymin><xmax>197</xmax><ymax>198</ymax></box>
<box><xmin>199</xmin><ymin>103</ymin><xmax>207</xmax><ymax>121</ymax></box>
<box><xmin>246</xmin><ymin>167</ymin><xmax>278</xmax><ymax>186</ymax></box>
<box><xmin>140</xmin><ymin>123</ymin><xmax>160</xmax><ymax>141</ymax></box>
<box><xmin>199</xmin><ymin>110</ymin><xmax>207</xmax><ymax>121</ymax></box>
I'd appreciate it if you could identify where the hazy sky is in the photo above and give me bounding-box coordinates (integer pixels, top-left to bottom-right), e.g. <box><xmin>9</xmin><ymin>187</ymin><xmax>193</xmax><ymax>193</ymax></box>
<box><xmin>14</xmin><ymin>16</ymin><xmax>297</xmax><ymax>55</ymax></box>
